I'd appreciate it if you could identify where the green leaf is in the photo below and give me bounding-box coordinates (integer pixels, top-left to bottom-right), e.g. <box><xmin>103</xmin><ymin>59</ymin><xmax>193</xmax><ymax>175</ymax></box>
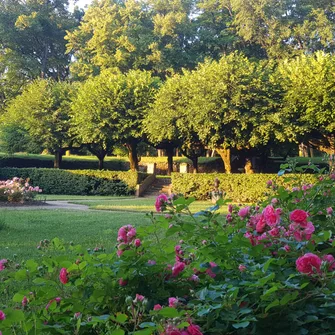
<box><xmin>158</xmin><ymin>307</ymin><xmax>180</xmax><ymax>318</ymax></box>
<box><xmin>115</xmin><ymin>313</ymin><xmax>128</xmax><ymax>324</ymax></box>
<box><xmin>265</xmin><ymin>299</ymin><xmax>280</xmax><ymax>312</ymax></box>
<box><xmin>232</xmin><ymin>321</ymin><xmax>250</xmax><ymax>329</ymax></box>
<box><xmin>111</xmin><ymin>330</ymin><xmax>125</xmax><ymax>335</ymax></box>
<box><xmin>12</xmin><ymin>293</ymin><xmax>25</xmax><ymax>303</ymax></box>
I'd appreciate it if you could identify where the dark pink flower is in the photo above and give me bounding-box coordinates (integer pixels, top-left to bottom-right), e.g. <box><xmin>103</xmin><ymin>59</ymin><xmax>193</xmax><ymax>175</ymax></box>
<box><xmin>238</xmin><ymin>264</ymin><xmax>246</xmax><ymax>272</ymax></box>
<box><xmin>263</xmin><ymin>205</ymin><xmax>279</xmax><ymax>227</ymax></box>
<box><xmin>0</xmin><ymin>259</ymin><xmax>7</xmax><ymax>271</ymax></box>
<box><xmin>187</xmin><ymin>324</ymin><xmax>203</xmax><ymax>335</ymax></box>
<box><xmin>119</xmin><ymin>278</ymin><xmax>128</xmax><ymax>286</ymax></box>
<box><xmin>172</xmin><ymin>261</ymin><xmax>185</xmax><ymax>277</ymax></box>
<box><xmin>238</xmin><ymin>206</ymin><xmax>250</xmax><ymax>218</ymax></box>
<box><xmin>206</xmin><ymin>262</ymin><xmax>217</xmax><ymax>278</ymax></box>
<box><xmin>228</xmin><ymin>204</ymin><xmax>233</xmax><ymax>213</ymax></box>
<box><xmin>290</xmin><ymin>209</ymin><xmax>308</xmax><ymax>225</ymax></box>
<box><xmin>296</xmin><ymin>253</ymin><xmax>322</xmax><ymax>275</ymax></box>
<box><xmin>0</xmin><ymin>310</ymin><xmax>5</xmax><ymax>320</ymax></box>
<box><xmin>155</xmin><ymin>194</ymin><xmax>169</xmax><ymax>212</ymax></box>
<box><xmin>326</xmin><ymin>207</ymin><xmax>333</xmax><ymax>215</ymax></box>
<box><xmin>135</xmin><ymin>294</ymin><xmax>145</xmax><ymax>302</ymax></box>
<box><xmin>323</xmin><ymin>254</ymin><xmax>335</xmax><ymax>271</ymax></box>
<box><xmin>22</xmin><ymin>296</ymin><xmax>28</xmax><ymax>307</ymax></box>
<box><xmin>59</xmin><ymin>268</ymin><xmax>68</xmax><ymax>284</ymax></box>
<box><xmin>168</xmin><ymin>297</ymin><xmax>178</xmax><ymax>307</ymax></box>
<box><xmin>74</xmin><ymin>312</ymin><xmax>81</xmax><ymax>319</ymax></box>
<box><xmin>256</xmin><ymin>214</ymin><xmax>266</xmax><ymax>233</ymax></box>
<box><xmin>134</xmin><ymin>239</ymin><xmax>141</xmax><ymax>247</ymax></box>
<box><xmin>148</xmin><ymin>260</ymin><xmax>156</xmax><ymax>265</ymax></box>
<box><xmin>154</xmin><ymin>304</ymin><xmax>162</xmax><ymax>310</ymax></box>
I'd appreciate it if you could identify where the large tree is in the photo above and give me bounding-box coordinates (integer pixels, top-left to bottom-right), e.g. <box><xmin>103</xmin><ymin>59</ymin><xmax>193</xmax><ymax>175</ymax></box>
<box><xmin>145</xmin><ymin>71</ymin><xmax>205</xmax><ymax>174</ymax></box>
<box><xmin>278</xmin><ymin>52</ymin><xmax>335</xmax><ymax>158</ymax></box>
<box><xmin>186</xmin><ymin>53</ymin><xmax>283</xmax><ymax>173</ymax></box>
<box><xmin>3</xmin><ymin>79</ymin><xmax>78</xmax><ymax>168</ymax></box>
<box><xmin>71</xmin><ymin>69</ymin><xmax>160</xmax><ymax>171</ymax></box>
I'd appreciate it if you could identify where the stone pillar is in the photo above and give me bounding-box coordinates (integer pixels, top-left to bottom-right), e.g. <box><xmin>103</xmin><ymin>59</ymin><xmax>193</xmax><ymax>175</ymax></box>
<box><xmin>147</xmin><ymin>162</ymin><xmax>156</xmax><ymax>175</ymax></box>
<box><xmin>180</xmin><ymin>163</ymin><xmax>189</xmax><ymax>173</ymax></box>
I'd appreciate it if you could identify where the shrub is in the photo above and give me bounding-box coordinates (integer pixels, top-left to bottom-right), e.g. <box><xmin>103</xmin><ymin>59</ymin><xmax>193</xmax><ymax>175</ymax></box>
<box><xmin>0</xmin><ymin>163</ymin><xmax>334</xmax><ymax>334</ymax></box>
<box><xmin>0</xmin><ymin>177</ymin><xmax>42</xmax><ymax>203</ymax></box>
<box><xmin>0</xmin><ymin>168</ymin><xmax>146</xmax><ymax>196</ymax></box>
<box><xmin>171</xmin><ymin>172</ymin><xmax>318</xmax><ymax>202</ymax></box>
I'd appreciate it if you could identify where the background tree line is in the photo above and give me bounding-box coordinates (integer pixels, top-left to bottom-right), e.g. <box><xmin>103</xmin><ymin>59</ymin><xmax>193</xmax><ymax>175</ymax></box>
<box><xmin>1</xmin><ymin>0</ymin><xmax>335</xmax><ymax>172</ymax></box>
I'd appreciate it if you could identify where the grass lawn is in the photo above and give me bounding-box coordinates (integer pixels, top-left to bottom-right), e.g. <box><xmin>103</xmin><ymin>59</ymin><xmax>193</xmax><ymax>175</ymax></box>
<box><xmin>70</xmin><ymin>197</ymin><xmax>229</xmax><ymax>214</ymax></box>
<box><xmin>0</xmin><ymin>209</ymin><xmax>149</xmax><ymax>262</ymax></box>
<box><xmin>41</xmin><ymin>194</ymin><xmax>134</xmax><ymax>201</ymax></box>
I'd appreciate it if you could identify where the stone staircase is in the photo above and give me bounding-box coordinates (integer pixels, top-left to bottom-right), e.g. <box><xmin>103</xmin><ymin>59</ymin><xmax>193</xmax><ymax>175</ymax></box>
<box><xmin>142</xmin><ymin>177</ymin><xmax>171</xmax><ymax>198</ymax></box>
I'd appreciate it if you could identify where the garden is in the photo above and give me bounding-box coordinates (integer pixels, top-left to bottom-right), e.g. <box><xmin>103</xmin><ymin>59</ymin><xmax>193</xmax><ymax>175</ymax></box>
<box><xmin>1</xmin><ymin>0</ymin><xmax>335</xmax><ymax>334</ymax></box>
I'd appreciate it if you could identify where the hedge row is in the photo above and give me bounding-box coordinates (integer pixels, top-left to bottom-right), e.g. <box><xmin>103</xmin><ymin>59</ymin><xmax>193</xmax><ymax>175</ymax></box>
<box><xmin>0</xmin><ymin>168</ymin><xmax>147</xmax><ymax>196</ymax></box>
<box><xmin>171</xmin><ymin>173</ymin><xmax>318</xmax><ymax>202</ymax></box>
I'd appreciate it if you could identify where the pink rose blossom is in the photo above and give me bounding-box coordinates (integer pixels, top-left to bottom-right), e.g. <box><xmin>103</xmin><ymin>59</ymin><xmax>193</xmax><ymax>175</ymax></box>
<box><xmin>326</xmin><ymin>207</ymin><xmax>333</xmax><ymax>215</ymax></box>
<box><xmin>290</xmin><ymin>209</ymin><xmax>308</xmax><ymax>225</ymax></box>
<box><xmin>172</xmin><ymin>261</ymin><xmax>185</xmax><ymax>277</ymax></box>
<box><xmin>190</xmin><ymin>274</ymin><xmax>200</xmax><ymax>282</ymax></box>
<box><xmin>266</xmin><ymin>180</ymin><xmax>273</xmax><ymax>187</ymax></box>
<box><xmin>0</xmin><ymin>310</ymin><xmax>5</xmax><ymax>320</ymax></box>
<box><xmin>226</xmin><ymin>214</ymin><xmax>233</xmax><ymax>222</ymax></box>
<box><xmin>238</xmin><ymin>264</ymin><xmax>246</xmax><ymax>272</ymax></box>
<box><xmin>154</xmin><ymin>304</ymin><xmax>162</xmax><ymax>310</ymax></box>
<box><xmin>168</xmin><ymin>297</ymin><xmax>178</xmax><ymax>307</ymax></box>
<box><xmin>135</xmin><ymin>294</ymin><xmax>145</xmax><ymax>302</ymax></box>
<box><xmin>59</xmin><ymin>268</ymin><xmax>68</xmax><ymax>284</ymax></box>
<box><xmin>284</xmin><ymin>245</ymin><xmax>290</xmax><ymax>252</ymax></box>
<box><xmin>263</xmin><ymin>205</ymin><xmax>279</xmax><ymax>227</ymax></box>
<box><xmin>155</xmin><ymin>194</ymin><xmax>169</xmax><ymax>212</ymax></box>
<box><xmin>119</xmin><ymin>278</ymin><xmax>128</xmax><ymax>286</ymax></box>
<box><xmin>148</xmin><ymin>260</ymin><xmax>156</xmax><ymax>265</ymax></box>
<box><xmin>74</xmin><ymin>312</ymin><xmax>81</xmax><ymax>319</ymax></box>
<box><xmin>228</xmin><ymin>204</ymin><xmax>233</xmax><ymax>213</ymax></box>
<box><xmin>134</xmin><ymin>239</ymin><xmax>141</xmax><ymax>247</ymax></box>
<box><xmin>22</xmin><ymin>296</ymin><xmax>28</xmax><ymax>307</ymax></box>
<box><xmin>256</xmin><ymin>215</ymin><xmax>266</xmax><ymax>233</ymax></box>
<box><xmin>296</xmin><ymin>253</ymin><xmax>322</xmax><ymax>275</ymax></box>
<box><xmin>206</xmin><ymin>262</ymin><xmax>217</xmax><ymax>278</ymax></box>
<box><xmin>238</xmin><ymin>206</ymin><xmax>250</xmax><ymax>218</ymax></box>
<box><xmin>0</xmin><ymin>259</ymin><xmax>7</xmax><ymax>271</ymax></box>
<box><xmin>271</xmin><ymin>198</ymin><xmax>278</xmax><ymax>204</ymax></box>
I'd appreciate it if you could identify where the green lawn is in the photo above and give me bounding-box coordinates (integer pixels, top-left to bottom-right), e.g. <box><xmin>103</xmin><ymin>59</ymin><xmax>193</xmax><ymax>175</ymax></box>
<box><xmin>0</xmin><ymin>209</ymin><xmax>149</xmax><ymax>262</ymax></box>
<box><xmin>41</xmin><ymin>194</ymin><xmax>134</xmax><ymax>201</ymax></box>
<box><xmin>70</xmin><ymin>197</ymin><xmax>228</xmax><ymax>214</ymax></box>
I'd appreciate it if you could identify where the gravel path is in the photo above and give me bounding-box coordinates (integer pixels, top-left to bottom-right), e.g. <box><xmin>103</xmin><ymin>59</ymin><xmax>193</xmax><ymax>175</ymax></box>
<box><xmin>0</xmin><ymin>201</ymin><xmax>90</xmax><ymax>211</ymax></box>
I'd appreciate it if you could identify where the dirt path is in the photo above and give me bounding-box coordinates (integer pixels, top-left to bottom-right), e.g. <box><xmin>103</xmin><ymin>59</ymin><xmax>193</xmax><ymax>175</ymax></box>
<box><xmin>0</xmin><ymin>201</ymin><xmax>90</xmax><ymax>211</ymax></box>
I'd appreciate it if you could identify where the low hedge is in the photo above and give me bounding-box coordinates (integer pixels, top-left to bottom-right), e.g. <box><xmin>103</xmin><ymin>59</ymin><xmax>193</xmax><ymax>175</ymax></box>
<box><xmin>171</xmin><ymin>172</ymin><xmax>318</xmax><ymax>202</ymax></box>
<box><xmin>0</xmin><ymin>168</ymin><xmax>147</xmax><ymax>196</ymax></box>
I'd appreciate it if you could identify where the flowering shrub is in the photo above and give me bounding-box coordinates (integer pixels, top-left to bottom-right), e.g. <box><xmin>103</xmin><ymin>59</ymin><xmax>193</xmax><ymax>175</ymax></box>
<box><xmin>0</xmin><ymin>177</ymin><xmax>42</xmax><ymax>203</ymax></box>
<box><xmin>0</xmin><ymin>164</ymin><xmax>334</xmax><ymax>334</ymax></box>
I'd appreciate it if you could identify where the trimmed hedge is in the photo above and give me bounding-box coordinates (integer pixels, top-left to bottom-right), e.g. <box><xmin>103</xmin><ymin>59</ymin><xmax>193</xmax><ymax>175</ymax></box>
<box><xmin>171</xmin><ymin>173</ymin><xmax>318</xmax><ymax>202</ymax></box>
<box><xmin>0</xmin><ymin>168</ymin><xmax>147</xmax><ymax>196</ymax></box>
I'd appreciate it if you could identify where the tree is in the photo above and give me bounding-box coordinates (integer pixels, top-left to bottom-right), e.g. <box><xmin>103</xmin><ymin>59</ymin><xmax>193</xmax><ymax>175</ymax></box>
<box><xmin>66</xmin><ymin>0</ymin><xmax>199</xmax><ymax>79</ymax></box>
<box><xmin>4</xmin><ymin>79</ymin><xmax>78</xmax><ymax>168</ymax></box>
<box><xmin>277</xmin><ymin>52</ymin><xmax>335</xmax><ymax>159</ymax></box>
<box><xmin>186</xmin><ymin>53</ymin><xmax>282</xmax><ymax>173</ymax></box>
<box><xmin>145</xmin><ymin>71</ymin><xmax>204</xmax><ymax>174</ymax></box>
<box><xmin>232</xmin><ymin>0</ymin><xmax>335</xmax><ymax>59</ymax></box>
<box><xmin>71</xmin><ymin>69</ymin><xmax>160</xmax><ymax>171</ymax></box>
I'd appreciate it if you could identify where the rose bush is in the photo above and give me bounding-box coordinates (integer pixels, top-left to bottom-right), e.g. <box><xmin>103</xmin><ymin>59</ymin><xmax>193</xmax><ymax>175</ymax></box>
<box><xmin>0</xmin><ymin>177</ymin><xmax>42</xmax><ymax>203</ymax></box>
<box><xmin>0</xmin><ymin>164</ymin><xmax>334</xmax><ymax>334</ymax></box>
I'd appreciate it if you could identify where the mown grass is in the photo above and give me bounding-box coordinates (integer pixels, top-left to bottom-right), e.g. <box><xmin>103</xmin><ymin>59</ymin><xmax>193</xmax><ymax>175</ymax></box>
<box><xmin>70</xmin><ymin>197</ymin><xmax>229</xmax><ymax>214</ymax></box>
<box><xmin>0</xmin><ymin>209</ymin><xmax>149</xmax><ymax>262</ymax></box>
<box><xmin>41</xmin><ymin>194</ymin><xmax>134</xmax><ymax>201</ymax></box>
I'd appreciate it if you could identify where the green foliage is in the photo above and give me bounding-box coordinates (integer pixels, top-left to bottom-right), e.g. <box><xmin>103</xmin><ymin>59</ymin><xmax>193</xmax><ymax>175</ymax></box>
<box><xmin>0</xmin><ymin>168</ymin><xmax>145</xmax><ymax>195</ymax></box>
<box><xmin>0</xmin><ymin>168</ymin><xmax>334</xmax><ymax>334</ymax></box>
<box><xmin>171</xmin><ymin>172</ymin><xmax>318</xmax><ymax>202</ymax></box>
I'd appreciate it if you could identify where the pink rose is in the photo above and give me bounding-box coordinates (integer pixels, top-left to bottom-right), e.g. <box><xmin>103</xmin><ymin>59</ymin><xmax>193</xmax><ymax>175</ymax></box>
<box><xmin>153</xmin><ymin>304</ymin><xmax>162</xmax><ymax>310</ymax></box>
<box><xmin>256</xmin><ymin>215</ymin><xmax>266</xmax><ymax>233</ymax></box>
<box><xmin>238</xmin><ymin>206</ymin><xmax>250</xmax><ymax>218</ymax></box>
<box><xmin>290</xmin><ymin>209</ymin><xmax>308</xmax><ymax>225</ymax></box>
<box><xmin>0</xmin><ymin>310</ymin><xmax>5</xmax><ymax>320</ymax></box>
<box><xmin>119</xmin><ymin>278</ymin><xmax>128</xmax><ymax>286</ymax></box>
<box><xmin>22</xmin><ymin>296</ymin><xmax>28</xmax><ymax>307</ymax></box>
<box><xmin>74</xmin><ymin>312</ymin><xmax>81</xmax><ymax>319</ymax></box>
<box><xmin>206</xmin><ymin>262</ymin><xmax>217</xmax><ymax>278</ymax></box>
<box><xmin>284</xmin><ymin>245</ymin><xmax>290</xmax><ymax>252</ymax></box>
<box><xmin>148</xmin><ymin>260</ymin><xmax>156</xmax><ymax>265</ymax></box>
<box><xmin>172</xmin><ymin>261</ymin><xmax>185</xmax><ymax>277</ymax></box>
<box><xmin>266</xmin><ymin>180</ymin><xmax>273</xmax><ymax>187</ymax></box>
<box><xmin>187</xmin><ymin>324</ymin><xmax>203</xmax><ymax>335</ymax></box>
<box><xmin>296</xmin><ymin>253</ymin><xmax>322</xmax><ymax>275</ymax></box>
<box><xmin>155</xmin><ymin>194</ymin><xmax>169</xmax><ymax>212</ymax></box>
<box><xmin>168</xmin><ymin>297</ymin><xmax>178</xmax><ymax>307</ymax></box>
<box><xmin>326</xmin><ymin>207</ymin><xmax>333</xmax><ymax>215</ymax></box>
<box><xmin>238</xmin><ymin>264</ymin><xmax>246</xmax><ymax>272</ymax></box>
<box><xmin>263</xmin><ymin>205</ymin><xmax>279</xmax><ymax>227</ymax></box>
<box><xmin>134</xmin><ymin>239</ymin><xmax>141</xmax><ymax>247</ymax></box>
<box><xmin>135</xmin><ymin>294</ymin><xmax>145</xmax><ymax>302</ymax></box>
<box><xmin>322</xmin><ymin>254</ymin><xmax>335</xmax><ymax>271</ymax></box>
<box><xmin>59</xmin><ymin>268</ymin><xmax>68</xmax><ymax>284</ymax></box>
<box><xmin>228</xmin><ymin>204</ymin><xmax>233</xmax><ymax>213</ymax></box>
<box><xmin>0</xmin><ymin>259</ymin><xmax>7</xmax><ymax>271</ymax></box>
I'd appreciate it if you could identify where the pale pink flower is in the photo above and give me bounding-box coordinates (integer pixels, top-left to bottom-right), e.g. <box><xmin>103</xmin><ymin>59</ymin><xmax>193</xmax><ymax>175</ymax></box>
<box><xmin>263</xmin><ymin>205</ymin><xmax>280</xmax><ymax>227</ymax></box>
<box><xmin>238</xmin><ymin>264</ymin><xmax>246</xmax><ymax>272</ymax></box>
<box><xmin>168</xmin><ymin>297</ymin><xmax>178</xmax><ymax>307</ymax></box>
<box><xmin>322</xmin><ymin>254</ymin><xmax>335</xmax><ymax>271</ymax></box>
<box><xmin>135</xmin><ymin>294</ymin><xmax>145</xmax><ymax>302</ymax></box>
<box><xmin>326</xmin><ymin>207</ymin><xmax>333</xmax><ymax>215</ymax></box>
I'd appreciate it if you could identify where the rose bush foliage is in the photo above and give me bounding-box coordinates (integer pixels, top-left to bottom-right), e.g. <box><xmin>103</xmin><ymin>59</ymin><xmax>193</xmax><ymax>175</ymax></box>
<box><xmin>0</xmin><ymin>164</ymin><xmax>334</xmax><ymax>334</ymax></box>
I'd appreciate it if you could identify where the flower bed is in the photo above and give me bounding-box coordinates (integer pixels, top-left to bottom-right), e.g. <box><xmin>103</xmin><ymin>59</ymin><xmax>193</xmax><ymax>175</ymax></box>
<box><xmin>0</xmin><ymin>177</ymin><xmax>42</xmax><ymax>203</ymax></box>
<box><xmin>0</xmin><ymin>164</ymin><xmax>334</xmax><ymax>334</ymax></box>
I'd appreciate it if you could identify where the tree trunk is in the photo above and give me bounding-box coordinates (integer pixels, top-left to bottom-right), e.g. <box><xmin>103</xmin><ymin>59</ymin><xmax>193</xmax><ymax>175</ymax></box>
<box><xmin>166</xmin><ymin>146</ymin><xmax>174</xmax><ymax>176</ymax></box>
<box><xmin>98</xmin><ymin>157</ymin><xmax>104</xmax><ymax>170</ymax></box>
<box><xmin>244</xmin><ymin>158</ymin><xmax>254</xmax><ymax>174</ymax></box>
<box><xmin>54</xmin><ymin>151</ymin><xmax>63</xmax><ymax>169</ymax></box>
<box><xmin>216</xmin><ymin>148</ymin><xmax>231</xmax><ymax>173</ymax></box>
<box><xmin>191</xmin><ymin>156</ymin><xmax>199</xmax><ymax>173</ymax></box>
<box><xmin>126</xmin><ymin>142</ymin><xmax>139</xmax><ymax>171</ymax></box>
